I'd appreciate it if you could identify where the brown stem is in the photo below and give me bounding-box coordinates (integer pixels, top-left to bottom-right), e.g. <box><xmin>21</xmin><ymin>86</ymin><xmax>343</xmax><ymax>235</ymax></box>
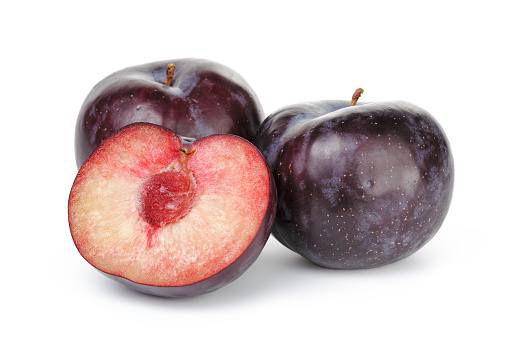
<box><xmin>166</xmin><ymin>64</ymin><xmax>176</xmax><ymax>86</ymax></box>
<box><xmin>350</xmin><ymin>88</ymin><xmax>364</xmax><ymax>106</ymax></box>
<box><xmin>181</xmin><ymin>147</ymin><xmax>196</xmax><ymax>157</ymax></box>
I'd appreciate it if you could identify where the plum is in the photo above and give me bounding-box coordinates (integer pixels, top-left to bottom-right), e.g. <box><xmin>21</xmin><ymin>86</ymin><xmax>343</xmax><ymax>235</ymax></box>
<box><xmin>75</xmin><ymin>58</ymin><xmax>263</xmax><ymax>168</ymax></box>
<box><xmin>254</xmin><ymin>90</ymin><xmax>454</xmax><ymax>269</ymax></box>
<box><xmin>69</xmin><ymin>123</ymin><xmax>276</xmax><ymax>297</ymax></box>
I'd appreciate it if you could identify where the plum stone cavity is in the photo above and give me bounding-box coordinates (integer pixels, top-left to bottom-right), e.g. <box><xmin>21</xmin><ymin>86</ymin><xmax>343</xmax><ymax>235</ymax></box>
<box><xmin>138</xmin><ymin>166</ymin><xmax>196</xmax><ymax>227</ymax></box>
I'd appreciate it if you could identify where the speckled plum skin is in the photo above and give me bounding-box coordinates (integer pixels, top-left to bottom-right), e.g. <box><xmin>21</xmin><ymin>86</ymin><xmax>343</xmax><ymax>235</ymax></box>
<box><xmin>75</xmin><ymin>58</ymin><xmax>263</xmax><ymax>168</ymax></box>
<box><xmin>254</xmin><ymin>100</ymin><xmax>454</xmax><ymax>269</ymax></box>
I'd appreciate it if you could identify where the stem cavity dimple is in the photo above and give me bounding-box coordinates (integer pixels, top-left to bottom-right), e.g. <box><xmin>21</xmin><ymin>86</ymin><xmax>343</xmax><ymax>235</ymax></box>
<box><xmin>179</xmin><ymin>147</ymin><xmax>196</xmax><ymax>168</ymax></box>
<box><xmin>166</xmin><ymin>63</ymin><xmax>176</xmax><ymax>86</ymax></box>
<box><xmin>351</xmin><ymin>88</ymin><xmax>364</xmax><ymax>106</ymax></box>
<box><xmin>181</xmin><ymin>147</ymin><xmax>196</xmax><ymax>156</ymax></box>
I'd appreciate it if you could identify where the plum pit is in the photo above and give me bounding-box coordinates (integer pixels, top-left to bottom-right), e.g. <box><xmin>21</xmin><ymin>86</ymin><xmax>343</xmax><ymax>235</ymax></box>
<box><xmin>138</xmin><ymin>167</ymin><xmax>196</xmax><ymax>227</ymax></box>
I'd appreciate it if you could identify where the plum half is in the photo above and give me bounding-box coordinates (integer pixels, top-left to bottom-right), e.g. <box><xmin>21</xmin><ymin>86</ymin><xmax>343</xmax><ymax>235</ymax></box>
<box><xmin>254</xmin><ymin>91</ymin><xmax>454</xmax><ymax>269</ymax></box>
<box><xmin>68</xmin><ymin>123</ymin><xmax>276</xmax><ymax>297</ymax></box>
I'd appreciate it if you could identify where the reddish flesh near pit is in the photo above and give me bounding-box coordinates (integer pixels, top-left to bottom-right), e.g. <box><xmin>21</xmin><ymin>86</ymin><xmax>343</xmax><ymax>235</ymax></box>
<box><xmin>68</xmin><ymin>123</ymin><xmax>271</xmax><ymax>287</ymax></box>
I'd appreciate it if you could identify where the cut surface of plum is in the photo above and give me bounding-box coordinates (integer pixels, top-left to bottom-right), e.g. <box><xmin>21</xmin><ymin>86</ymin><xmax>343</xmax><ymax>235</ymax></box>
<box><xmin>68</xmin><ymin>122</ymin><xmax>275</xmax><ymax>295</ymax></box>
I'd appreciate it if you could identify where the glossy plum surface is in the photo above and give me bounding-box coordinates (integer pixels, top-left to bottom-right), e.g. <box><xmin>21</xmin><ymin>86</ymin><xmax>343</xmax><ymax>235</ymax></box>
<box><xmin>75</xmin><ymin>58</ymin><xmax>263</xmax><ymax>168</ymax></box>
<box><xmin>254</xmin><ymin>101</ymin><xmax>454</xmax><ymax>269</ymax></box>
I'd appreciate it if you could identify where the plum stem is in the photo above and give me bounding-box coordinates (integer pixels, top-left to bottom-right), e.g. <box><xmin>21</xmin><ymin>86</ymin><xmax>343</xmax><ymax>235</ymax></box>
<box><xmin>181</xmin><ymin>147</ymin><xmax>196</xmax><ymax>157</ymax></box>
<box><xmin>180</xmin><ymin>147</ymin><xmax>196</xmax><ymax>167</ymax></box>
<box><xmin>166</xmin><ymin>64</ymin><xmax>176</xmax><ymax>86</ymax></box>
<box><xmin>350</xmin><ymin>88</ymin><xmax>364</xmax><ymax>106</ymax></box>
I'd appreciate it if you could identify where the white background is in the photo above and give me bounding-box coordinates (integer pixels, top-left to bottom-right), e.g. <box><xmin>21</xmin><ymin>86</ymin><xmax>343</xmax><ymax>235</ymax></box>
<box><xmin>2</xmin><ymin>1</ymin><xmax>505</xmax><ymax>337</ymax></box>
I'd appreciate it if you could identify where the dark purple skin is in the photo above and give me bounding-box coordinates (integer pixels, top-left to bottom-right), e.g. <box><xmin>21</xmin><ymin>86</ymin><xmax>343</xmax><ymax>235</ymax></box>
<box><xmin>254</xmin><ymin>100</ymin><xmax>454</xmax><ymax>269</ymax></box>
<box><xmin>75</xmin><ymin>58</ymin><xmax>263</xmax><ymax>168</ymax></box>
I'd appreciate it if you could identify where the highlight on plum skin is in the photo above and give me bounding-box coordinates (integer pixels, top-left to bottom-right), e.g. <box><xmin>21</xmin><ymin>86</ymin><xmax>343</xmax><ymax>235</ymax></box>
<box><xmin>68</xmin><ymin>122</ymin><xmax>276</xmax><ymax>297</ymax></box>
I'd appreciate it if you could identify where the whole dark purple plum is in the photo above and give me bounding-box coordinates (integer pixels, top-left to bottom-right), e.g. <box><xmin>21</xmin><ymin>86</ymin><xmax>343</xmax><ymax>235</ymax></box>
<box><xmin>75</xmin><ymin>58</ymin><xmax>263</xmax><ymax>168</ymax></box>
<box><xmin>254</xmin><ymin>89</ymin><xmax>454</xmax><ymax>269</ymax></box>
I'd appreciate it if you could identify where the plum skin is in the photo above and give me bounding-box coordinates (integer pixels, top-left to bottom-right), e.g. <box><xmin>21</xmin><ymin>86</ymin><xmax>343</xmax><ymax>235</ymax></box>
<box><xmin>75</xmin><ymin>58</ymin><xmax>263</xmax><ymax>168</ymax></box>
<box><xmin>254</xmin><ymin>101</ymin><xmax>454</xmax><ymax>269</ymax></box>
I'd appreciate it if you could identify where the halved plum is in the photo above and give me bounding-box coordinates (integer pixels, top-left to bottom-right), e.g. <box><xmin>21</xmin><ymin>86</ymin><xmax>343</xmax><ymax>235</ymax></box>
<box><xmin>68</xmin><ymin>122</ymin><xmax>276</xmax><ymax>297</ymax></box>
